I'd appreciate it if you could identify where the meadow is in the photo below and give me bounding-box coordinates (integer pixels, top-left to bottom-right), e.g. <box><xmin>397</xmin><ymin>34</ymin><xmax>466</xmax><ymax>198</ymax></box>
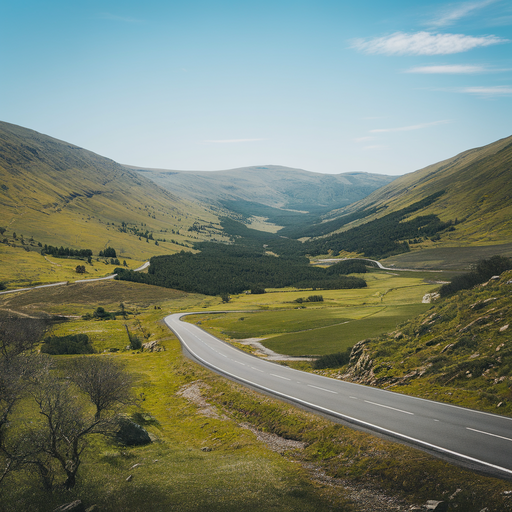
<box><xmin>2</xmin><ymin>275</ymin><xmax>512</xmax><ymax>511</ymax></box>
<box><xmin>185</xmin><ymin>270</ymin><xmax>438</xmax><ymax>356</ymax></box>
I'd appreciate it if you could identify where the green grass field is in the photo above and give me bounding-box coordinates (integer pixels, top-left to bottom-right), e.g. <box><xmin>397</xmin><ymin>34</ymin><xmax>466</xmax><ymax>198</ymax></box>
<box><xmin>3</xmin><ymin>278</ymin><xmax>512</xmax><ymax>511</ymax></box>
<box><xmin>188</xmin><ymin>270</ymin><xmax>438</xmax><ymax>356</ymax></box>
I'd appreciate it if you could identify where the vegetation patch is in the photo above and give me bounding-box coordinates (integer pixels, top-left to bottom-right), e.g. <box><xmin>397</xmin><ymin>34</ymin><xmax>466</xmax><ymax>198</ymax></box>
<box><xmin>40</xmin><ymin>333</ymin><xmax>94</xmax><ymax>355</ymax></box>
<box><xmin>115</xmin><ymin>244</ymin><xmax>367</xmax><ymax>295</ymax></box>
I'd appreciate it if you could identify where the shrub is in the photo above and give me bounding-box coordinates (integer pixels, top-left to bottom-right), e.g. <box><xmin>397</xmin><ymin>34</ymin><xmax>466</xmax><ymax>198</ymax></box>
<box><xmin>40</xmin><ymin>334</ymin><xmax>94</xmax><ymax>355</ymax></box>
<box><xmin>312</xmin><ymin>348</ymin><xmax>352</xmax><ymax>369</ymax></box>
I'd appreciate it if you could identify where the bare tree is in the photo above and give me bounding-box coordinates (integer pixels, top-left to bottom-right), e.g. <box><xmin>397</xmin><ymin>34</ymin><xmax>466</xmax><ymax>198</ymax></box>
<box><xmin>0</xmin><ymin>315</ymin><xmax>48</xmax><ymax>361</ymax></box>
<box><xmin>0</xmin><ymin>314</ymin><xmax>50</xmax><ymax>487</ymax></box>
<box><xmin>30</xmin><ymin>373</ymin><xmax>111</xmax><ymax>490</ymax></box>
<box><xmin>0</xmin><ymin>354</ymin><xmax>53</xmax><ymax>487</ymax></box>
<box><xmin>67</xmin><ymin>356</ymin><xmax>135</xmax><ymax>421</ymax></box>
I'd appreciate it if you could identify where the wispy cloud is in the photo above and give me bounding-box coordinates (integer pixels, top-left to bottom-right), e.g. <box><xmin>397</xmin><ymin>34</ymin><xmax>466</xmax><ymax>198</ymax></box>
<box><xmin>352</xmin><ymin>31</ymin><xmax>506</xmax><ymax>56</ymax></box>
<box><xmin>429</xmin><ymin>0</ymin><xmax>498</xmax><ymax>28</ymax></box>
<box><xmin>370</xmin><ymin>120</ymin><xmax>451</xmax><ymax>133</ymax></box>
<box><xmin>461</xmin><ymin>85</ymin><xmax>512</xmax><ymax>95</ymax></box>
<box><xmin>204</xmin><ymin>138</ymin><xmax>267</xmax><ymax>144</ymax></box>
<box><xmin>353</xmin><ymin>136</ymin><xmax>375</xmax><ymax>143</ymax></box>
<box><xmin>405</xmin><ymin>64</ymin><xmax>487</xmax><ymax>74</ymax></box>
<box><xmin>363</xmin><ymin>145</ymin><xmax>388</xmax><ymax>151</ymax></box>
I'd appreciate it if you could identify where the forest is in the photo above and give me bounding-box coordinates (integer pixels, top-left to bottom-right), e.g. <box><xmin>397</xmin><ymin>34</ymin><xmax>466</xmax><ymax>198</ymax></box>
<box><xmin>218</xmin><ymin>191</ymin><xmax>453</xmax><ymax>260</ymax></box>
<box><xmin>115</xmin><ymin>245</ymin><xmax>367</xmax><ymax>296</ymax></box>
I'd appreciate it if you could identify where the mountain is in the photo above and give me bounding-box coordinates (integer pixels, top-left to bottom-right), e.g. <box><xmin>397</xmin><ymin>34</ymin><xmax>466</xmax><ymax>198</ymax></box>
<box><xmin>131</xmin><ymin>165</ymin><xmax>396</xmax><ymax>216</ymax></box>
<box><xmin>0</xmin><ymin>121</ymin><xmax>222</xmax><ymax>263</ymax></box>
<box><xmin>323</xmin><ymin>135</ymin><xmax>512</xmax><ymax>243</ymax></box>
<box><xmin>287</xmin><ymin>135</ymin><xmax>512</xmax><ymax>267</ymax></box>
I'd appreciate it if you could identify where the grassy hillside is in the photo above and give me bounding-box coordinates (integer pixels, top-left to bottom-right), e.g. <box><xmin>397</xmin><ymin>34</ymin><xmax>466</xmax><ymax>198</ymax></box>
<box><xmin>320</xmin><ymin>135</ymin><xmax>512</xmax><ymax>248</ymax></box>
<box><xmin>131</xmin><ymin>165</ymin><xmax>396</xmax><ymax>228</ymax></box>
<box><xmin>311</xmin><ymin>270</ymin><xmax>512</xmax><ymax>416</ymax></box>
<box><xmin>0</xmin><ymin>121</ymin><xmax>226</xmax><ymax>287</ymax></box>
<box><xmin>3</xmin><ymin>279</ymin><xmax>512</xmax><ymax>511</ymax></box>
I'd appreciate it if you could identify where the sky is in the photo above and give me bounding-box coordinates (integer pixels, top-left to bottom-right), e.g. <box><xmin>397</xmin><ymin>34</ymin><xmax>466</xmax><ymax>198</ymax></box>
<box><xmin>1</xmin><ymin>0</ymin><xmax>511</xmax><ymax>175</ymax></box>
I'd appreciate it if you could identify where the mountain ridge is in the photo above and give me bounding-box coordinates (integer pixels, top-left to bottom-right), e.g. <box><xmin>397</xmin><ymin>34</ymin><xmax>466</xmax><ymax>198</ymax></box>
<box><xmin>131</xmin><ymin>164</ymin><xmax>397</xmax><ymax>213</ymax></box>
<box><xmin>316</xmin><ymin>134</ymin><xmax>512</xmax><ymax>247</ymax></box>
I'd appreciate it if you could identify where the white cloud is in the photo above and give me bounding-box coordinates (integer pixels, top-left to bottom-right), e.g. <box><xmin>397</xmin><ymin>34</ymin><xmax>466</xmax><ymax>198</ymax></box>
<box><xmin>370</xmin><ymin>120</ymin><xmax>451</xmax><ymax>134</ymax></box>
<box><xmin>363</xmin><ymin>145</ymin><xmax>388</xmax><ymax>151</ymax></box>
<box><xmin>462</xmin><ymin>85</ymin><xmax>512</xmax><ymax>95</ymax></box>
<box><xmin>353</xmin><ymin>136</ymin><xmax>375</xmax><ymax>142</ymax></box>
<box><xmin>204</xmin><ymin>138</ymin><xmax>267</xmax><ymax>144</ymax></box>
<box><xmin>405</xmin><ymin>64</ymin><xmax>486</xmax><ymax>74</ymax></box>
<box><xmin>429</xmin><ymin>0</ymin><xmax>498</xmax><ymax>28</ymax></box>
<box><xmin>351</xmin><ymin>31</ymin><xmax>506</xmax><ymax>56</ymax></box>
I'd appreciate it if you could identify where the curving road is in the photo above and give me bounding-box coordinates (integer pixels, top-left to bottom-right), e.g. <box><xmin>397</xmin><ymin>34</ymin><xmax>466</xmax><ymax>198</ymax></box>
<box><xmin>165</xmin><ymin>312</ymin><xmax>512</xmax><ymax>481</ymax></box>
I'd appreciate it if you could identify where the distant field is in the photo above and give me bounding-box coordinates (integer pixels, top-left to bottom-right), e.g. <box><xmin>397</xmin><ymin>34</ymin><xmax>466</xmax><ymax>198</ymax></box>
<box><xmin>264</xmin><ymin>304</ymin><xmax>429</xmax><ymax>356</ymax></box>
<box><xmin>188</xmin><ymin>270</ymin><xmax>439</xmax><ymax>357</ymax></box>
<box><xmin>381</xmin><ymin>242</ymin><xmax>512</xmax><ymax>271</ymax></box>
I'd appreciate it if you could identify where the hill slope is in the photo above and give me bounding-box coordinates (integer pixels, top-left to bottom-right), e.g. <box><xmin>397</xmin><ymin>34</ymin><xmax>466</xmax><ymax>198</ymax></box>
<box><xmin>337</xmin><ymin>270</ymin><xmax>512</xmax><ymax>415</ymax></box>
<box><xmin>322</xmin><ymin>135</ymin><xmax>512</xmax><ymax>246</ymax></box>
<box><xmin>0</xmin><ymin>121</ymin><xmax>223</xmax><ymax>283</ymax></box>
<box><xmin>132</xmin><ymin>165</ymin><xmax>396</xmax><ymax>216</ymax></box>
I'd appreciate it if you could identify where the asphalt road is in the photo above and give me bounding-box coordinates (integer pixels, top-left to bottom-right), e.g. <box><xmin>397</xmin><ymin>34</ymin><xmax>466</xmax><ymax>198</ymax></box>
<box><xmin>165</xmin><ymin>312</ymin><xmax>512</xmax><ymax>481</ymax></box>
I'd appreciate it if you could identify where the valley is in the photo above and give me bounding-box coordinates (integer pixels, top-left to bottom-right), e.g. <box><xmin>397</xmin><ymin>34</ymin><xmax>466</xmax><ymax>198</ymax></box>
<box><xmin>1</xmin><ymin>122</ymin><xmax>512</xmax><ymax>511</ymax></box>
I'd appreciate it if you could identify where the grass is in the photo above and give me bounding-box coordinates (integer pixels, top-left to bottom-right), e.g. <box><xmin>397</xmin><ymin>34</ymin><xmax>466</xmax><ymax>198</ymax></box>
<box><xmin>187</xmin><ymin>271</ymin><xmax>437</xmax><ymax>356</ymax></box>
<box><xmin>3</xmin><ymin>277</ymin><xmax>512</xmax><ymax>511</ymax></box>
<box><xmin>264</xmin><ymin>304</ymin><xmax>428</xmax><ymax>356</ymax></box>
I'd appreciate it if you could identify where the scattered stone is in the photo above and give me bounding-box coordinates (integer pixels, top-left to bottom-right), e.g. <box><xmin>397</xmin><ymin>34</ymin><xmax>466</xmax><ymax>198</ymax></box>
<box><xmin>85</xmin><ymin>506</ymin><xmax>99</xmax><ymax>512</ymax></box>
<box><xmin>126</xmin><ymin>474</ymin><xmax>133</xmax><ymax>482</ymax></box>
<box><xmin>449</xmin><ymin>488</ymin><xmax>462</xmax><ymax>500</ymax></box>
<box><xmin>201</xmin><ymin>447</ymin><xmax>212</xmax><ymax>452</ymax></box>
<box><xmin>130</xmin><ymin>463</ymin><xmax>142</xmax><ymax>469</ymax></box>
<box><xmin>500</xmin><ymin>324</ymin><xmax>509</xmax><ymax>332</ymax></box>
<box><xmin>425</xmin><ymin>500</ymin><xmax>448</xmax><ymax>511</ymax></box>
<box><xmin>53</xmin><ymin>501</ymin><xmax>85</xmax><ymax>512</ymax></box>
<box><xmin>422</xmin><ymin>292</ymin><xmax>440</xmax><ymax>303</ymax></box>
<box><xmin>441</xmin><ymin>343</ymin><xmax>454</xmax><ymax>354</ymax></box>
<box><xmin>142</xmin><ymin>340</ymin><xmax>164</xmax><ymax>352</ymax></box>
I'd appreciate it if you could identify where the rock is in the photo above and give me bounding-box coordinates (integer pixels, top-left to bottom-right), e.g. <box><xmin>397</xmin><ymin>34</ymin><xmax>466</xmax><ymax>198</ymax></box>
<box><xmin>425</xmin><ymin>500</ymin><xmax>448</xmax><ymax>511</ymax></box>
<box><xmin>500</xmin><ymin>324</ymin><xmax>509</xmax><ymax>332</ymax></box>
<box><xmin>201</xmin><ymin>447</ymin><xmax>212</xmax><ymax>452</ymax></box>
<box><xmin>422</xmin><ymin>292</ymin><xmax>440</xmax><ymax>303</ymax></box>
<box><xmin>54</xmin><ymin>501</ymin><xmax>86</xmax><ymax>512</ymax></box>
<box><xmin>130</xmin><ymin>463</ymin><xmax>142</xmax><ymax>469</ymax></box>
<box><xmin>142</xmin><ymin>340</ymin><xmax>164</xmax><ymax>352</ymax></box>
<box><xmin>126</xmin><ymin>474</ymin><xmax>133</xmax><ymax>482</ymax></box>
<box><xmin>115</xmin><ymin>417</ymin><xmax>151</xmax><ymax>446</ymax></box>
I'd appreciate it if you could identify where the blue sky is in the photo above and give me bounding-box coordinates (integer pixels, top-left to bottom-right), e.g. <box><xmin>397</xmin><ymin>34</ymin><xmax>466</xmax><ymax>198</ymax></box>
<box><xmin>1</xmin><ymin>0</ymin><xmax>511</xmax><ymax>175</ymax></box>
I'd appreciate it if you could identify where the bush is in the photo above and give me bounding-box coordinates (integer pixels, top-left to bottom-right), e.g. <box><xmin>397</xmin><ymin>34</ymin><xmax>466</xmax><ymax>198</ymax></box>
<box><xmin>312</xmin><ymin>348</ymin><xmax>352</xmax><ymax>369</ymax></box>
<box><xmin>40</xmin><ymin>334</ymin><xmax>94</xmax><ymax>355</ymax></box>
<box><xmin>439</xmin><ymin>255</ymin><xmax>512</xmax><ymax>296</ymax></box>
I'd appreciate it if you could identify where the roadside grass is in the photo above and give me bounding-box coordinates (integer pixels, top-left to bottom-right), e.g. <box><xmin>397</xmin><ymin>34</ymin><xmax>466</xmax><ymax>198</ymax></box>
<box><xmin>1</xmin><ymin>299</ymin><xmax>347</xmax><ymax>512</ymax></box>
<box><xmin>188</xmin><ymin>271</ymin><xmax>437</xmax><ymax>356</ymax></box>
<box><xmin>263</xmin><ymin>304</ymin><xmax>429</xmax><ymax>356</ymax></box>
<box><xmin>4</xmin><ymin>280</ymin><xmax>512</xmax><ymax>511</ymax></box>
